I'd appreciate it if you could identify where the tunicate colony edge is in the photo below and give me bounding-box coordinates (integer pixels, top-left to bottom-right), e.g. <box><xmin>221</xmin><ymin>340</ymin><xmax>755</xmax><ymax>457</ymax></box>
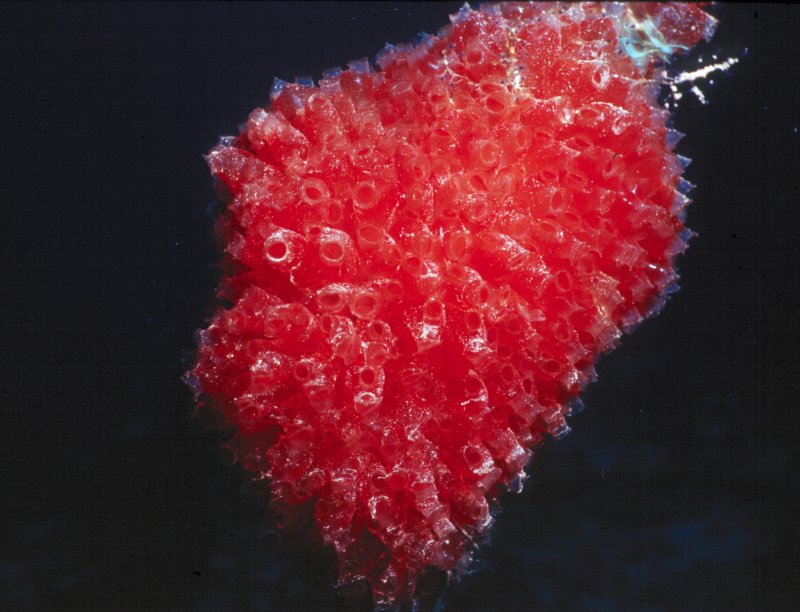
<box><xmin>185</xmin><ymin>2</ymin><xmax>718</xmax><ymax>608</ymax></box>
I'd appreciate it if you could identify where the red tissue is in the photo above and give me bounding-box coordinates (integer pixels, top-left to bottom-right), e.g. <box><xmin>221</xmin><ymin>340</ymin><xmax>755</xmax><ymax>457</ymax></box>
<box><xmin>186</xmin><ymin>2</ymin><xmax>716</xmax><ymax>607</ymax></box>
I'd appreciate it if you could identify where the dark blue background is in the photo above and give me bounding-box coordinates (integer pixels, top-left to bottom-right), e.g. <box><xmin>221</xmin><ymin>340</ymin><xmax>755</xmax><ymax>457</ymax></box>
<box><xmin>1</xmin><ymin>3</ymin><xmax>797</xmax><ymax>610</ymax></box>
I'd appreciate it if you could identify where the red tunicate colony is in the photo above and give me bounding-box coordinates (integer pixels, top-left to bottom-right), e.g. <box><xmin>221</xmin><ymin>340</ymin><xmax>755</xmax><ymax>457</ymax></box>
<box><xmin>187</xmin><ymin>2</ymin><xmax>716</xmax><ymax>607</ymax></box>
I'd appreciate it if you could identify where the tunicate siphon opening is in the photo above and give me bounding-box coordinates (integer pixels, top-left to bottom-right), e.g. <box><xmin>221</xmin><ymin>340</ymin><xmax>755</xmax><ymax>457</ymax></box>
<box><xmin>591</xmin><ymin>63</ymin><xmax>610</xmax><ymax>89</ymax></box>
<box><xmin>357</xmin><ymin>223</ymin><xmax>383</xmax><ymax>247</ymax></box>
<box><xmin>469</xmin><ymin>172</ymin><xmax>489</xmax><ymax>191</ymax></box>
<box><xmin>537</xmin><ymin>219</ymin><xmax>561</xmax><ymax>241</ymax></box>
<box><xmin>351</xmin><ymin>141</ymin><xmax>374</xmax><ymax>168</ymax></box>
<box><xmin>512</xmin><ymin>125</ymin><xmax>531</xmax><ymax>151</ymax></box>
<box><xmin>465</xmin><ymin>310</ymin><xmax>482</xmax><ymax>331</ymax></box>
<box><xmin>440</xmin><ymin>208</ymin><xmax>459</xmax><ymax>225</ymax></box>
<box><xmin>500</xmin><ymin>363</ymin><xmax>516</xmax><ymax>382</ymax></box>
<box><xmin>293</xmin><ymin>361</ymin><xmax>312</xmax><ymax>382</ymax></box>
<box><xmin>542</xmin><ymin>359</ymin><xmax>561</xmax><ymax>375</ymax></box>
<box><xmin>445</xmin><ymin>231</ymin><xmax>470</xmax><ymax>261</ymax></box>
<box><xmin>533</xmin><ymin>126</ymin><xmax>554</xmax><ymax>142</ymax></box>
<box><xmin>407</xmin><ymin>156</ymin><xmax>431</xmax><ymax>181</ymax></box>
<box><xmin>465</xmin><ymin>197</ymin><xmax>490</xmax><ymax>223</ymax></box>
<box><xmin>577</xmin><ymin>105</ymin><xmax>601</xmax><ymax>124</ymax></box>
<box><xmin>266</xmin><ymin>240</ymin><xmax>288</xmax><ymax>262</ymax></box>
<box><xmin>353</xmin><ymin>181</ymin><xmax>380</xmax><ymax>210</ymax></box>
<box><xmin>265</xmin><ymin>315</ymin><xmax>287</xmax><ymax>336</ymax></box>
<box><xmin>306</xmin><ymin>223</ymin><xmax>323</xmax><ymax>240</ymax></box>
<box><xmin>484</xmin><ymin>91</ymin><xmax>508</xmax><ymax>115</ymax></box>
<box><xmin>301</xmin><ymin>177</ymin><xmax>328</xmax><ymax>204</ymax></box>
<box><xmin>307</xmin><ymin>92</ymin><xmax>328</xmax><ymax>114</ymax></box>
<box><xmin>318</xmin><ymin>288</ymin><xmax>347</xmax><ymax>312</ymax></box>
<box><xmin>570</xmin><ymin>133</ymin><xmax>593</xmax><ymax>150</ymax></box>
<box><xmin>478</xmin><ymin>80</ymin><xmax>503</xmax><ymax>95</ymax></box>
<box><xmin>413</xmin><ymin>233</ymin><xmax>433</xmax><ymax>256</ymax></box>
<box><xmin>506</xmin><ymin>215</ymin><xmax>529</xmax><ymax>240</ymax></box>
<box><xmin>465</xmin><ymin>281</ymin><xmax>490</xmax><ymax>309</ymax></box>
<box><xmin>463</xmin><ymin>445</ymin><xmax>484</xmax><ymax>468</ymax></box>
<box><xmin>288</xmin><ymin>304</ymin><xmax>310</xmax><ymax>327</ymax></box>
<box><xmin>464</xmin><ymin>45</ymin><xmax>485</xmax><ymax>67</ymax></box>
<box><xmin>423</xmin><ymin>298</ymin><xmax>444</xmax><ymax>323</ymax></box>
<box><xmin>359</xmin><ymin>366</ymin><xmax>377</xmax><ymax>387</ymax></box>
<box><xmin>433</xmin><ymin>124</ymin><xmax>452</xmax><ymax>138</ymax></box>
<box><xmin>564</xmin><ymin>170</ymin><xmax>587</xmax><ymax>190</ymax></box>
<box><xmin>383</xmin><ymin>280</ymin><xmax>404</xmax><ymax>300</ymax></box>
<box><xmin>464</xmin><ymin>374</ymin><xmax>484</xmax><ymax>397</ymax></box>
<box><xmin>539</xmin><ymin>166</ymin><xmax>559</xmax><ymax>184</ymax></box>
<box><xmin>427</xmin><ymin>84</ymin><xmax>448</xmax><ymax>106</ymax></box>
<box><xmin>554</xmin><ymin>320</ymin><xmax>571</xmax><ymax>342</ymax></box>
<box><xmin>320</xmin><ymin>240</ymin><xmax>345</xmax><ymax>265</ymax></box>
<box><xmin>550</xmin><ymin>189</ymin><xmax>571</xmax><ymax>214</ymax></box>
<box><xmin>370</xmin><ymin>470</ymin><xmax>387</xmax><ymax>491</ymax></box>
<box><xmin>404</xmin><ymin>255</ymin><xmax>423</xmax><ymax>274</ymax></box>
<box><xmin>555</xmin><ymin>269</ymin><xmax>573</xmax><ymax>292</ymax></box>
<box><xmin>367</xmin><ymin>321</ymin><xmax>387</xmax><ymax>341</ymax></box>
<box><xmin>480</xmin><ymin>141</ymin><xmax>499</xmax><ymax>166</ymax></box>
<box><xmin>578</xmin><ymin>330</ymin><xmax>596</xmax><ymax>348</ymax></box>
<box><xmin>352</xmin><ymin>291</ymin><xmax>380</xmax><ymax>319</ymax></box>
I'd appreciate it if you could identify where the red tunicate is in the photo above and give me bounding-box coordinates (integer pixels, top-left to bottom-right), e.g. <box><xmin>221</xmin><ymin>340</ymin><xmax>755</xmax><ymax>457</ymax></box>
<box><xmin>186</xmin><ymin>2</ymin><xmax>717</xmax><ymax>608</ymax></box>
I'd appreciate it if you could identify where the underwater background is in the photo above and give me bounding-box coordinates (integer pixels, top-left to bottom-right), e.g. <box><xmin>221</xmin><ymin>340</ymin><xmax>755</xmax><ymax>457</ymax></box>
<box><xmin>1</xmin><ymin>3</ymin><xmax>798</xmax><ymax>610</ymax></box>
